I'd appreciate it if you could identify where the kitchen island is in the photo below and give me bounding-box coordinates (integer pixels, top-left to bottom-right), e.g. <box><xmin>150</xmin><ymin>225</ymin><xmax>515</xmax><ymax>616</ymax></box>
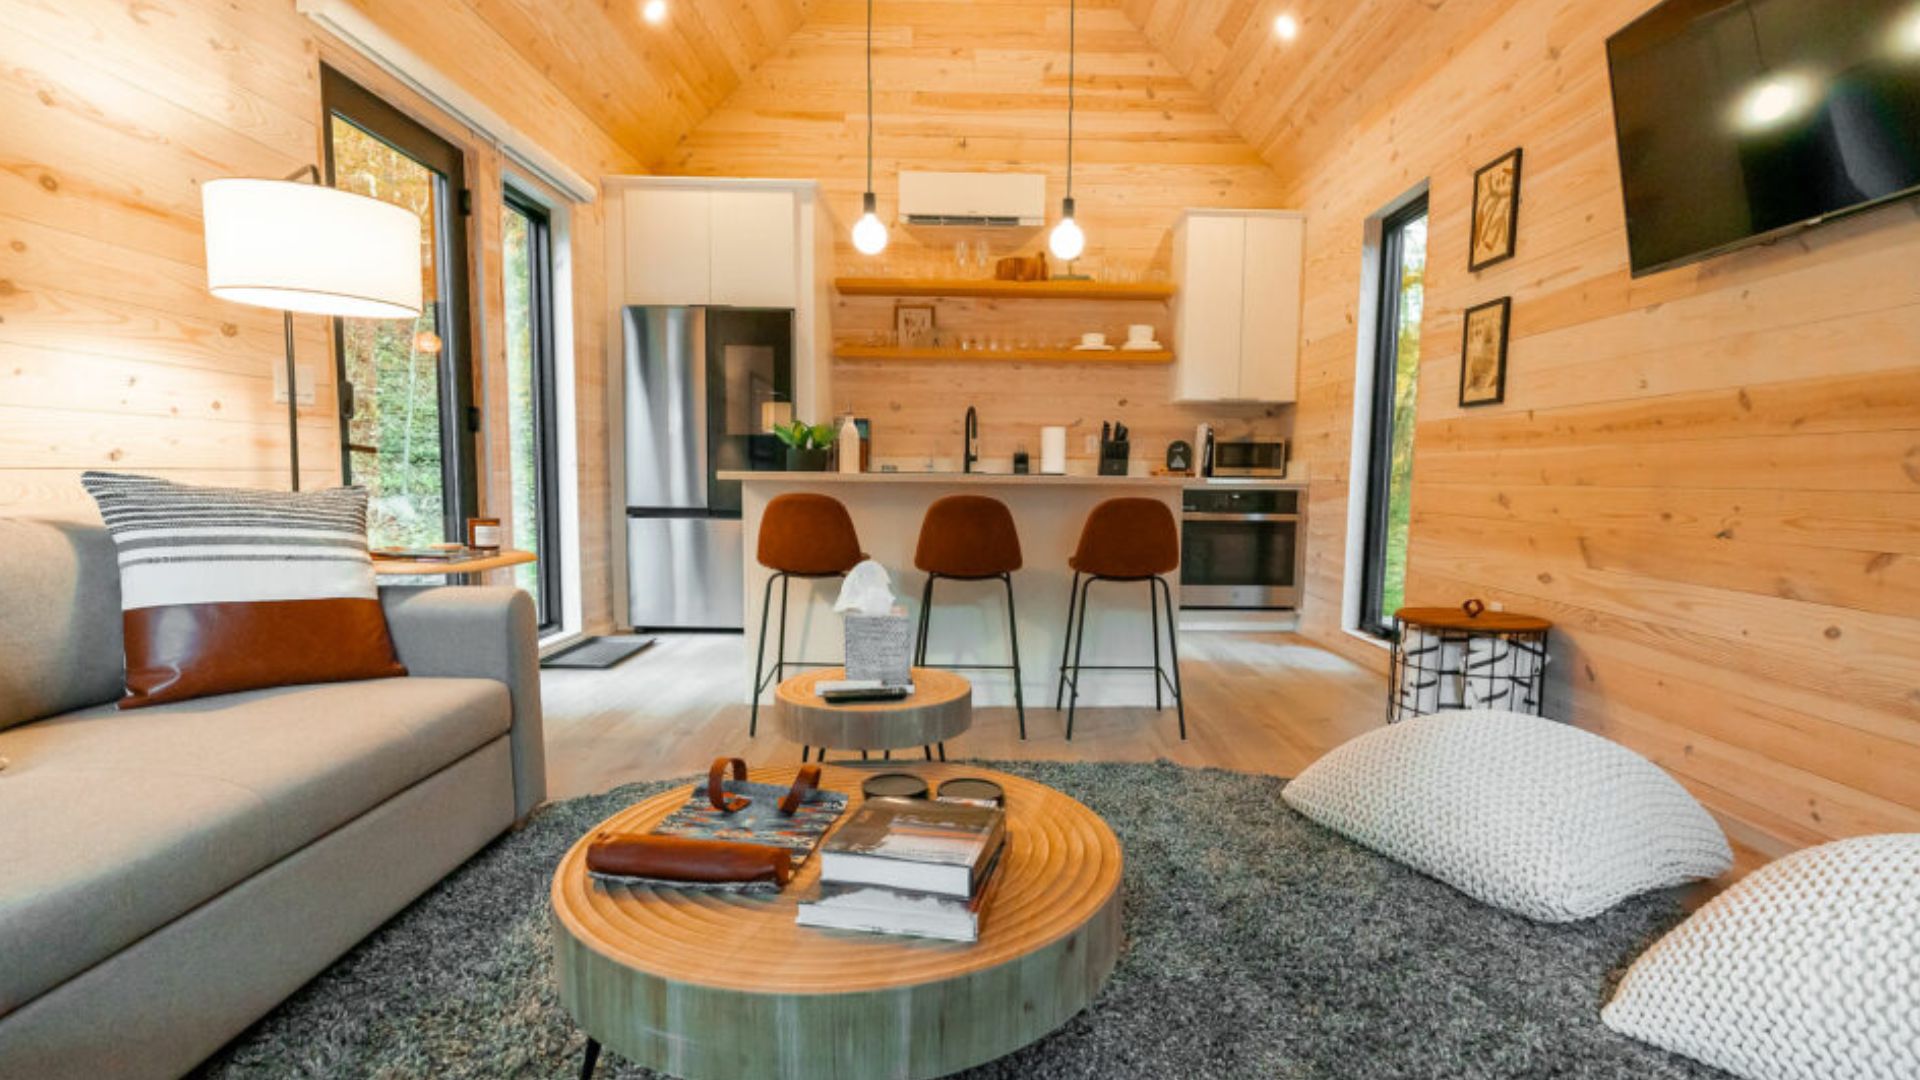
<box><xmin>720</xmin><ymin>470</ymin><xmax>1186</xmax><ymax>713</ymax></box>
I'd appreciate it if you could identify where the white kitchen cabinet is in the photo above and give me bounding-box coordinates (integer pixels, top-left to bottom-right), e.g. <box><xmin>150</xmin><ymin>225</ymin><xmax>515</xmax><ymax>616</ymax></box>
<box><xmin>710</xmin><ymin>188</ymin><xmax>798</xmax><ymax>307</ymax></box>
<box><xmin>1172</xmin><ymin>209</ymin><xmax>1304</xmax><ymax>403</ymax></box>
<box><xmin>623</xmin><ymin>186</ymin><xmax>713</xmax><ymax>305</ymax></box>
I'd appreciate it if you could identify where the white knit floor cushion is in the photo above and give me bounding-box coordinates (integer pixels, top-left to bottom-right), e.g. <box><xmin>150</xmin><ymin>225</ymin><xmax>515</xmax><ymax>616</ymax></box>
<box><xmin>1603</xmin><ymin>834</ymin><xmax>1920</xmax><ymax>1080</ymax></box>
<box><xmin>1281</xmin><ymin>710</ymin><xmax>1732</xmax><ymax>922</ymax></box>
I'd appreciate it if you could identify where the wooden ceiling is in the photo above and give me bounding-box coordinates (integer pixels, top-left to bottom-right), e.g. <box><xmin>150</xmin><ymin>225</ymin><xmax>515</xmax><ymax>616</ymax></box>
<box><xmin>484</xmin><ymin>0</ymin><xmax>1511</xmax><ymax>180</ymax></box>
<box><xmin>466</xmin><ymin>0</ymin><xmax>812</xmax><ymax>167</ymax></box>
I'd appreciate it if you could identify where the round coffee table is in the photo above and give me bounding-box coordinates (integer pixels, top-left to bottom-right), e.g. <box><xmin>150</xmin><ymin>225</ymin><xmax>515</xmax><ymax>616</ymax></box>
<box><xmin>774</xmin><ymin>667</ymin><xmax>971</xmax><ymax>759</ymax></box>
<box><xmin>551</xmin><ymin>763</ymin><xmax>1123</xmax><ymax>1080</ymax></box>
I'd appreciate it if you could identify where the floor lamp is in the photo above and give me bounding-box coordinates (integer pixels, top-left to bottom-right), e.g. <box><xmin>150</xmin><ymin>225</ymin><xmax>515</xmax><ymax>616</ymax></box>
<box><xmin>202</xmin><ymin>169</ymin><xmax>423</xmax><ymax>490</ymax></box>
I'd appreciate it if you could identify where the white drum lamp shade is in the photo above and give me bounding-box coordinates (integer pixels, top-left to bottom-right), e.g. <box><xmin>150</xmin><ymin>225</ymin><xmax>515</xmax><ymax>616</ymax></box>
<box><xmin>202</xmin><ymin>178</ymin><xmax>423</xmax><ymax>319</ymax></box>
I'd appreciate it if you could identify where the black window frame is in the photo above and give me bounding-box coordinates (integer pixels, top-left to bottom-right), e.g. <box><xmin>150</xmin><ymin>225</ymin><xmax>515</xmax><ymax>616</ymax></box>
<box><xmin>320</xmin><ymin>64</ymin><xmax>478</xmax><ymax>544</ymax></box>
<box><xmin>503</xmin><ymin>186</ymin><xmax>564</xmax><ymax>634</ymax></box>
<box><xmin>1359</xmin><ymin>194</ymin><xmax>1429</xmax><ymax>639</ymax></box>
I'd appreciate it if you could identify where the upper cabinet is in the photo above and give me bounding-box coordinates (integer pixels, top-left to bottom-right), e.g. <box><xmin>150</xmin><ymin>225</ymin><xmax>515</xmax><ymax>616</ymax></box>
<box><xmin>1172</xmin><ymin>209</ymin><xmax>1305</xmax><ymax>403</ymax></box>
<box><xmin>619</xmin><ymin>183</ymin><xmax>799</xmax><ymax>308</ymax></box>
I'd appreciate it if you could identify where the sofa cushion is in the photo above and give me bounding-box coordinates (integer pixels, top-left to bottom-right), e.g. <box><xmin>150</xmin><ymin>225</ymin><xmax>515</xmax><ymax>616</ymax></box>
<box><xmin>0</xmin><ymin>520</ymin><xmax>124</xmax><ymax>731</ymax></box>
<box><xmin>1281</xmin><ymin>709</ymin><xmax>1733</xmax><ymax>922</ymax></box>
<box><xmin>79</xmin><ymin>472</ymin><xmax>406</xmax><ymax>708</ymax></box>
<box><xmin>0</xmin><ymin>676</ymin><xmax>510</xmax><ymax>1015</ymax></box>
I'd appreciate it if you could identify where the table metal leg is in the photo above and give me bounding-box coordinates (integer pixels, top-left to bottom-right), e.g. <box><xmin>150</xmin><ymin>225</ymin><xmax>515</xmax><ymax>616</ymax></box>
<box><xmin>580</xmin><ymin>1037</ymin><xmax>601</xmax><ymax>1079</ymax></box>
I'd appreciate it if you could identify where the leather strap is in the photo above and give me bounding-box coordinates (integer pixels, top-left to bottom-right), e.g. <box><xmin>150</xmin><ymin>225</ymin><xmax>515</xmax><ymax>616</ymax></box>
<box><xmin>708</xmin><ymin>757</ymin><xmax>751</xmax><ymax>813</ymax></box>
<box><xmin>777</xmin><ymin>764</ymin><xmax>822</xmax><ymax>815</ymax></box>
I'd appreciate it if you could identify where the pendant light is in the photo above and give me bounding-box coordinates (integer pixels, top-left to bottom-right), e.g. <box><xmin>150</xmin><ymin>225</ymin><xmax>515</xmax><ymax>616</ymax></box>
<box><xmin>1049</xmin><ymin>0</ymin><xmax>1087</xmax><ymax>262</ymax></box>
<box><xmin>851</xmin><ymin>0</ymin><xmax>890</xmax><ymax>255</ymax></box>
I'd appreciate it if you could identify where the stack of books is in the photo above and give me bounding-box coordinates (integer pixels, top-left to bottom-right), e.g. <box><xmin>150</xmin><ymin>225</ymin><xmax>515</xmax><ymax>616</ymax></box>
<box><xmin>796</xmin><ymin>797</ymin><xmax>1006</xmax><ymax>942</ymax></box>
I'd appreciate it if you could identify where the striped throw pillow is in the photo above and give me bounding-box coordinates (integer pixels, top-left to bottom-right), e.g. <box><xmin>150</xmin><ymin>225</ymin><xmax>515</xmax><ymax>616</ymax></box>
<box><xmin>81</xmin><ymin>472</ymin><xmax>405</xmax><ymax>708</ymax></box>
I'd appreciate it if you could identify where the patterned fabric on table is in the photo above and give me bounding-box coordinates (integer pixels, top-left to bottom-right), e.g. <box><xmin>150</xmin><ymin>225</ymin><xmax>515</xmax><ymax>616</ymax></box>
<box><xmin>1281</xmin><ymin>709</ymin><xmax>1732</xmax><ymax>922</ymax></box>
<box><xmin>80</xmin><ymin>472</ymin><xmax>405</xmax><ymax>708</ymax></box>
<box><xmin>1604</xmin><ymin>834</ymin><xmax>1920</xmax><ymax>1080</ymax></box>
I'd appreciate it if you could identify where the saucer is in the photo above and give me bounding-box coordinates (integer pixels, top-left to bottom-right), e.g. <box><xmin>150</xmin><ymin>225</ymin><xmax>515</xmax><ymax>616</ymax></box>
<box><xmin>1072</xmin><ymin>344</ymin><xmax>1117</xmax><ymax>351</ymax></box>
<box><xmin>1120</xmin><ymin>340</ymin><xmax>1163</xmax><ymax>350</ymax></box>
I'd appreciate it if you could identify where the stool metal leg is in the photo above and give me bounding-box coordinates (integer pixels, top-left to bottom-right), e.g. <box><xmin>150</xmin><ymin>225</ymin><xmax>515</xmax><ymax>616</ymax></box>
<box><xmin>1064</xmin><ymin>575</ymin><xmax>1095</xmax><ymax>740</ymax></box>
<box><xmin>749</xmin><ymin>572</ymin><xmax>782</xmax><ymax>737</ymax></box>
<box><xmin>1156</xmin><ymin>575</ymin><xmax>1187</xmax><ymax>740</ymax></box>
<box><xmin>775</xmin><ymin>575</ymin><xmax>792</xmax><ymax>685</ymax></box>
<box><xmin>1000</xmin><ymin>572</ymin><xmax>1027</xmax><ymax>739</ymax></box>
<box><xmin>1149</xmin><ymin>578</ymin><xmax>1163</xmax><ymax>711</ymax></box>
<box><xmin>1055</xmin><ymin>571</ymin><xmax>1082</xmax><ymax>708</ymax></box>
<box><xmin>915</xmin><ymin>575</ymin><xmax>936</xmax><ymax>666</ymax></box>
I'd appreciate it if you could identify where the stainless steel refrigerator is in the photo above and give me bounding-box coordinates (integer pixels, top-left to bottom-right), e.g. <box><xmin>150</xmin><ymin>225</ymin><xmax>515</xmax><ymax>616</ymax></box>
<box><xmin>624</xmin><ymin>306</ymin><xmax>793</xmax><ymax>629</ymax></box>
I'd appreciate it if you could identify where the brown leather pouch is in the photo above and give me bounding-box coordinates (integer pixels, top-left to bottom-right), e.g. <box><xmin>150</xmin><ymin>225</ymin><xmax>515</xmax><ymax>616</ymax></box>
<box><xmin>586</xmin><ymin>833</ymin><xmax>793</xmax><ymax>887</ymax></box>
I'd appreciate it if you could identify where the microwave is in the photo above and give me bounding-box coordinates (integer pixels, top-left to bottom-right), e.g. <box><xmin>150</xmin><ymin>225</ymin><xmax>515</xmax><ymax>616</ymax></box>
<box><xmin>1207</xmin><ymin>439</ymin><xmax>1288</xmax><ymax>478</ymax></box>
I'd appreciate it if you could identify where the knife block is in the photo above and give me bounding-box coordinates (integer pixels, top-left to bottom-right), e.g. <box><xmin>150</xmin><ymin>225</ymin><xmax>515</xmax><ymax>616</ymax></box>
<box><xmin>1098</xmin><ymin>439</ymin><xmax>1131</xmax><ymax>476</ymax></box>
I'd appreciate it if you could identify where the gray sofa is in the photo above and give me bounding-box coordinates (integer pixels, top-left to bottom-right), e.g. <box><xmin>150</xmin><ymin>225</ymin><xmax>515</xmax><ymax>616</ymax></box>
<box><xmin>0</xmin><ymin>520</ymin><xmax>546</xmax><ymax>1079</ymax></box>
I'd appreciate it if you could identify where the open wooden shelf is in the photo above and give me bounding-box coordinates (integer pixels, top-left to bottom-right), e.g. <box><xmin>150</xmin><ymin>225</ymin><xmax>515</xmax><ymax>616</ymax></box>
<box><xmin>834</xmin><ymin>344</ymin><xmax>1174</xmax><ymax>365</ymax></box>
<box><xmin>833</xmin><ymin>277</ymin><xmax>1175</xmax><ymax>302</ymax></box>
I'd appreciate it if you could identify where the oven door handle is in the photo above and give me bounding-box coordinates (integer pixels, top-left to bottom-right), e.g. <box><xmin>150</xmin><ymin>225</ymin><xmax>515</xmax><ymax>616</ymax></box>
<box><xmin>1182</xmin><ymin>512</ymin><xmax>1300</xmax><ymax>523</ymax></box>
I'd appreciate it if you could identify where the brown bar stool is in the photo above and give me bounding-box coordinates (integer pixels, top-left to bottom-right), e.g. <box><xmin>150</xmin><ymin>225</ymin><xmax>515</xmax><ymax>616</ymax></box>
<box><xmin>1054</xmin><ymin>497</ymin><xmax>1186</xmax><ymax>741</ymax></box>
<box><xmin>912</xmin><ymin>495</ymin><xmax>1027</xmax><ymax>740</ymax></box>
<box><xmin>751</xmin><ymin>493</ymin><xmax>865</xmax><ymax>737</ymax></box>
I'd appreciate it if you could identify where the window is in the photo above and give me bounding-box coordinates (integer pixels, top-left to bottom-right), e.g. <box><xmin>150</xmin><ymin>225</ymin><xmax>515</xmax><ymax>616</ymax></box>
<box><xmin>1358</xmin><ymin>197</ymin><xmax>1428</xmax><ymax>638</ymax></box>
<box><xmin>503</xmin><ymin>189</ymin><xmax>562</xmax><ymax>632</ymax></box>
<box><xmin>322</xmin><ymin>66</ymin><xmax>477</xmax><ymax>548</ymax></box>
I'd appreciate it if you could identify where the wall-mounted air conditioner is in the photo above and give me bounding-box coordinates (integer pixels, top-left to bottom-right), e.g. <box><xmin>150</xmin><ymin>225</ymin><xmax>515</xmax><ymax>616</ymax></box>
<box><xmin>897</xmin><ymin>171</ymin><xmax>1046</xmax><ymax>227</ymax></box>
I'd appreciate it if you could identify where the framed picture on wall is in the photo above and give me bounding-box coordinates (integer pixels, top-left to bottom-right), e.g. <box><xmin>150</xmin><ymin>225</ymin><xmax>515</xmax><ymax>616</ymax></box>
<box><xmin>894</xmin><ymin>303</ymin><xmax>935</xmax><ymax>348</ymax></box>
<box><xmin>1459</xmin><ymin>297</ymin><xmax>1511</xmax><ymax>407</ymax></box>
<box><xmin>1469</xmin><ymin>147</ymin><xmax>1522</xmax><ymax>272</ymax></box>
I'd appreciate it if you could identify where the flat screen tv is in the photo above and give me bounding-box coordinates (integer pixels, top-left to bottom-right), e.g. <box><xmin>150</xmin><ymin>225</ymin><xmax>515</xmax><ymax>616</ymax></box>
<box><xmin>1606</xmin><ymin>0</ymin><xmax>1920</xmax><ymax>276</ymax></box>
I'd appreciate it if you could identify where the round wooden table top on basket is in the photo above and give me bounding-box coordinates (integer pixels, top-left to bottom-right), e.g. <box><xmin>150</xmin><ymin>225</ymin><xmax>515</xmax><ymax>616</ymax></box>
<box><xmin>773</xmin><ymin>667</ymin><xmax>972</xmax><ymax>752</ymax></box>
<box><xmin>549</xmin><ymin>763</ymin><xmax>1124</xmax><ymax>1080</ymax></box>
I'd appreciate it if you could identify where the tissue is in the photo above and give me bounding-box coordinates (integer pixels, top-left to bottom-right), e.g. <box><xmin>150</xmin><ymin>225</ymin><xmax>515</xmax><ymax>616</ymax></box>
<box><xmin>834</xmin><ymin>559</ymin><xmax>899</xmax><ymax>616</ymax></box>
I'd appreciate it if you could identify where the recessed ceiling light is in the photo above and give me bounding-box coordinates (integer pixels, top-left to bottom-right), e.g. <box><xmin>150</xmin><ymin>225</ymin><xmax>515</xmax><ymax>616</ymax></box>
<box><xmin>1894</xmin><ymin>5</ymin><xmax>1920</xmax><ymax>57</ymax></box>
<box><xmin>1273</xmin><ymin>13</ymin><xmax>1299</xmax><ymax>41</ymax></box>
<box><xmin>641</xmin><ymin>0</ymin><xmax>668</xmax><ymax>25</ymax></box>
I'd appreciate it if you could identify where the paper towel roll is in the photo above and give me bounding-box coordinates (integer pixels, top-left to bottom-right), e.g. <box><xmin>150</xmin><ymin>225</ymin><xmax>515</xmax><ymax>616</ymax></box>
<box><xmin>1040</xmin><ymin>426</ymin><xmax>1068</xmax><ymax>474</ymax></box>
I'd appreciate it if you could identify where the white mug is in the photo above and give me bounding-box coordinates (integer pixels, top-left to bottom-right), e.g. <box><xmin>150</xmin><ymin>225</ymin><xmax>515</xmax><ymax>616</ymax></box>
<box><xmin>1080</xmin><ymin>332</ymin><xmax>1107</xmax><ymax>348</ymax></box>
<box><xmin>1127</xmin><ymin>324</ymin><xmax>1155</xmax><ymax>345</ymax></box>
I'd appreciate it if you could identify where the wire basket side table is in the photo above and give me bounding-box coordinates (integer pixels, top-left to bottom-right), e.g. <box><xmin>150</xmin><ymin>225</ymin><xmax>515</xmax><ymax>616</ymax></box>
<box><xmin>1388</xmin><ymin>600</ymin><xmax>1551</xmax><ymax>723</ymax></box>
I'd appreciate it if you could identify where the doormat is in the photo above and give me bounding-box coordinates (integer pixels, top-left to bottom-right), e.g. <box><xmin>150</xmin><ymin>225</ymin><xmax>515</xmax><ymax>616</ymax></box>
<box><xmin>540</xmin><ymin>636</ymin><xmax>656</xmax><ymax>670</ymax></box>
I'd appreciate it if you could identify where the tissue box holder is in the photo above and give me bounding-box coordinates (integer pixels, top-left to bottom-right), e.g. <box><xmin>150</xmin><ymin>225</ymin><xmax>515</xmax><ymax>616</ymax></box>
<box><xmin>845</xmin><ymin>612</ymin><xmax>913</xmax><ymax>685</ymax></box>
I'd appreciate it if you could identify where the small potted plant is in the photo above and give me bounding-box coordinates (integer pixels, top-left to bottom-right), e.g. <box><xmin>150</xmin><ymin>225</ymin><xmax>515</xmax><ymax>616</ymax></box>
<box><xmin>772</xmin><ymin>420</ymin><xmax>838</xmax><ymax>471</ymax></box>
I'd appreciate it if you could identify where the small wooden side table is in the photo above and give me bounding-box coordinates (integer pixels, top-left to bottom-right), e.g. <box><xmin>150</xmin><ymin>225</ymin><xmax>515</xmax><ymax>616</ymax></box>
<box><xmin>1388</xmin><ymin>601</ymin><xmax>1551</xmax><ymax>723</ymax></box>
<box><xmin>774</xmin><ymin>666</ymin><xmax>971</xmax><ymax>762</ymax></box>
<box><xmin>372</xmin><ymin>548</ymin><xmax>535</xmax><ymax>586</ymax></box>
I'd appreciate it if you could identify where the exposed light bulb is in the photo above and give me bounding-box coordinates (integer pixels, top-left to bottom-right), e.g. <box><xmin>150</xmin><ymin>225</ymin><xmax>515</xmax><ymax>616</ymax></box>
<box><xmin>1731</xmin><ymin>70</ymin><xmax>1819</xmax><ymax>133</ymax></box>
<box><xmin>1049</xmin><ymin>198</ymin><xmax>1086</xmax><ymax>261</ymax></box>
<box><xmin>851</xmin><ymin>191</ymin><xmax>889</xmax><ymax>255</ymax></box>
<box><xmin>1894</xmin><ymin>6</ymin><xmax>1920</xmax><ymax>57</ymax></box>
<box><xmin>1273</xmin><ymin>12</ymin><xmax>1299</xmax><ymax>41</ymax></box>
<box><xmin>641</xmin><ymin>0</ymin><xmax>667</xmax><ymax>25</ymax></box>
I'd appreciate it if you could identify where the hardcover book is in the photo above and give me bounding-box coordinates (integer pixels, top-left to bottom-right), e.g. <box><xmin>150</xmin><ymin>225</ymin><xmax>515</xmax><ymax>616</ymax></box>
<box><xmin>818</xmin><ymin>797</ymin><xmax>1006</xmax><ymax>897</ymax></box>
<box><xmin>797</xmin><ymin>842</ymin><xmax>1005</xmax><ymax>942</ymax></box>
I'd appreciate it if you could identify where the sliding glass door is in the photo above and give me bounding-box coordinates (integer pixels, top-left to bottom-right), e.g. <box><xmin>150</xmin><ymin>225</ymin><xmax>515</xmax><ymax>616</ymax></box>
<box><xmin>503</xmin><ymin>189</ymin><xmax>562</xmax><ymax>632</ymax></box>
<box><xmin>322</xmin><ymin>65</ymin><xmax>476</xmax><ymax>548</ymax></box>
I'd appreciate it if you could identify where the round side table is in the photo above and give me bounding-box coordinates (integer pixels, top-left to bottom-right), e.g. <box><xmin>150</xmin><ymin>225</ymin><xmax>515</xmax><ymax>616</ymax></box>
<box><xmin>775</xmin><ymin>667</ymin><xmax>971</xmax><ymax>761</ymax></box>
<box><xmin>1389</xmin><ymin>601</ymin><xmax>1551</xmax><ymax>722</ymax></box>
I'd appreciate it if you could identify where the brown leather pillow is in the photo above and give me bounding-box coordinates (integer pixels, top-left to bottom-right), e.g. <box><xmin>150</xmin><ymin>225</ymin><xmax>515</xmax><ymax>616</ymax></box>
<box><xmin>80</xmin><ymin>472</ymin><xmax>405</xmax><ymax>708</ymax></box>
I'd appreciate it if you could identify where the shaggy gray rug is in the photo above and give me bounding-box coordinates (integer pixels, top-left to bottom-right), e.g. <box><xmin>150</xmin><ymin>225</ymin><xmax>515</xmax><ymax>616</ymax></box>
<box><xmin>196</xmin><ymin>761</ymin><xmax>1728</xmax><ymax>1079</ymax></box>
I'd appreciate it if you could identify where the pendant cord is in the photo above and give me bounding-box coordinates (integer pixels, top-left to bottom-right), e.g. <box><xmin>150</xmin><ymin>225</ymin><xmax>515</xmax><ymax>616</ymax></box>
<box><xmin>1065</xmin><ymin>0</ymin><xmax>1075</xmax><ymax>200</ymax></box>
<box><xmin>866</xmin><ymin>0</ymin><xmax>875</xmax><ymax>195</ymax></box>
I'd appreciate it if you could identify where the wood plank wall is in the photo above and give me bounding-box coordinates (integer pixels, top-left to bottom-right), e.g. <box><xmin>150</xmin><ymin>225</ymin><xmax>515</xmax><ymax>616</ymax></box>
<box><xmin>667</xmin><ymin>0</ymin><xmax>1297</xmax><ymax>466</ymax></box>
<box><xmin>1282</xmin><ymin>0</ymin><xmax>1920</xmax><ymax>862</ymax></box>
<box><xmin>0</xmin><ymin>0</ymin><xmax>640</xmax><ymax>633</ymax></box>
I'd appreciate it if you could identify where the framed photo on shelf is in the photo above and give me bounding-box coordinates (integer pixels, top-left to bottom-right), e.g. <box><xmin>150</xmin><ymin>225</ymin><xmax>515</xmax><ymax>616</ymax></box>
<box><xmin>1469</xmin><ymin>147</ymin><xmax>1522</xmax><ymax>272</ymax></box>
<box><xmin>894</xmin><ymin>303</ymin><xmax>935</xmax><ymax>348</ymax></box>
<box><xmin>1459</xmin><ymin>297</ymin><xmax>1511</xmax><ymax>407</ymax></box>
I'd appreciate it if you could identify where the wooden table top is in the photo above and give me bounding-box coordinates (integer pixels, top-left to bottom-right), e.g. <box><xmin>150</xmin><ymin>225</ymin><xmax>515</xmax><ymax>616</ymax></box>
<box><xmin>1395</xmin><ymin>605</ymin><xmax>1551</xmax><ymax>633</ymax></box>
<box><xmin>370</xmin><ymin>548</ymin><xmax>536</xmax><ymax>576</ymax></box>
<box><xmin>775</xmin><ymin>666</ymin><xmax>970</xmax><ymax>713</ymax></box>
<box><xmin>550</xmin><ymin>763</ymin><xmax>1122</xmax><ymax>995</ymax></box>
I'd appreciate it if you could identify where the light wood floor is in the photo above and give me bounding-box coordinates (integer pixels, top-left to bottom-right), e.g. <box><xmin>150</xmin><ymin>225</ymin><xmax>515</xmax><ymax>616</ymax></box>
<box><xmin>539</xmin><ymin>630</ymin><xmax>1386</xmax><ymax>800</ymax></box>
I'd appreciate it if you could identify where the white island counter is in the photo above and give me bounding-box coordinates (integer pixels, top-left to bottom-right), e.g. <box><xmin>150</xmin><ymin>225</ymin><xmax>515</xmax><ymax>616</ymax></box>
<box><xmin>720</xmin><ymin>470</ymin><xmax>1187</xmax><ymax>714</ymax></box>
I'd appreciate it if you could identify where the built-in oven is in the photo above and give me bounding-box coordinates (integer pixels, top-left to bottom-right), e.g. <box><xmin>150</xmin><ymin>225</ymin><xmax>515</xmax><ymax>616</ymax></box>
<box><xmin>1180</xmin><ymin>486</ymin><xmax>1304</xmax><ymax>609</ymax></box>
